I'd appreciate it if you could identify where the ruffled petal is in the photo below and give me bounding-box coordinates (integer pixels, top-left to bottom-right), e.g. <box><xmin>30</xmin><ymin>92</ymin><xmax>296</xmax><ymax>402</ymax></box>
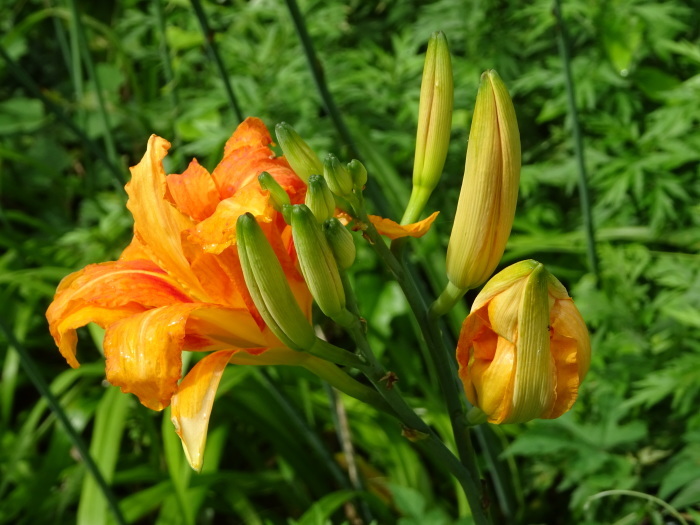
<box><xmin>212</xmin><ymin>117</ymin><xmax>305</xmax><ymax>201</ymax></box>
<box><xmin>46</xmin><ymin>260</ymin><xmax>193</xmax><ymax>368</ymax></box>
<box><xmin>368</xmin><ymin>211</ymin><xmax>439</xmax><ymax>239</ymax></box>
<box><xmin>126</xmin><ymin>135</ymin><xmax>208</xmax><ymax>300</ymax></box>
<box><xmin>171</xmin><ymin>350</ymin><xmax>235</xmax><ymax>471</ymax></box>
<box><xmin>186</xmin><ymin>183</ymin><xmax>273</xmax><ymax>255</ymax></box>
<box><xmin>166</xmin><ymin>158</ymin><xmax>220</xmax><ymax>221</ymax></box>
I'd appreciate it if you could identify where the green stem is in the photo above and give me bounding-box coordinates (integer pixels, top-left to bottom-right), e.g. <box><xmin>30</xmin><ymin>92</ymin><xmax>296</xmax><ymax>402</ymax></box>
<box><xmin>356</xmin><ymin>202</ymin><xmax>488</xmax><ymax>517</ymax></box>
<box><xmin>309</xmin><ymin>337</ymin><xmax>366</xmax><ymax>369</ymax></box>
<box><xmin>154</xmin><ymin>0</ymin><xmax>179</xmax><ymax>141</ymax></box>
<box><xmin>189</xmin><ymin>0</ymin><xmax>243</xmax><ymax>123</ymax></box>
<box><xmin>336</xmin><ymin>270</ymin><xmax>490</xmax><ymax>523</ymax></box>
<box><xmin>430</xmin><ymin>281</ymin><xmax>467</xmax><ymax>318</ymax></box>
<box><xmin>302</xmin><ymin>357</ymin><xmax>392</xmax><ymax>415</ymax></box>
<box><xmin>585</xmin><ymin>490</ymin><xmax>688</xmax><ymax>525</ymax></box>
<box><xmin>400</xmin><ymin>186</ymin><xmax>431</xmax><ymax>225</ymax></box>
<box><xmin>553</xmin><ymin>0</ymin><xmax>599</xmax><ymax>282</ymax></box>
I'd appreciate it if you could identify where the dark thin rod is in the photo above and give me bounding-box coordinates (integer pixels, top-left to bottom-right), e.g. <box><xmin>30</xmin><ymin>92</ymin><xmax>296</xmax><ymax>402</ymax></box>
<box><xmin>553</xmin><ymin>0</ymin><xmax>600</xmax><ymax>280</ymax></box>
<box><xmin>189</xmin><ymin>0</ymin><xmax>244</xmax><ymax>123</ymax></box>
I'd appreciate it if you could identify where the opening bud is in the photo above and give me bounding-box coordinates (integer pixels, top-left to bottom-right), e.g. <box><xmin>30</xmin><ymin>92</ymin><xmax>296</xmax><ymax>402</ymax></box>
<box><xmin>291</xmin><ymin>205</ymin><xmax>347</xmax><ymax>319</ymax></box>
<box><xmin>258</xmin><ymin>172</ymin><xmax>291</xmax><ymax>214</ymax></box>
<box><xmin>323</xmin><ymin>154</ymin><xmax>354</xmax><ymax>197</ymax></box>
<box><xmin>446</xmin><ymin>70</ymin><xmax>521</xmax><ymax>290</ymax></box>
<box><xmin>275</xmin><ymin>122</ymin><xmax>323</xmax><ymax>183</ymax></box>
<box><xmin>236</xmin><ymin>213</ymin><xmax>316</xmax><ymax>351</ymax></box>
<box><xmin>403</xmin><ymin>31</ymin><xmax>454</xmax><ymax>224</ymax></box>
<box><xmin>305</xmin><ymin>174</ymin><xmax>336</xmax><ymax>223</ymax></box>
<box><xmin>347</xmin><ymin>159</ymin><xmax>368</xmax><ymax>189</ymax></box>
<box><xmin>322</xmin><ymin>217</ymin><xmax>356</xmax><ymax>270</ymax></box>
<box><xmin>457</xmin><ymin>260</ymin><xmax>591</xmax><ymax>424</ymax></box>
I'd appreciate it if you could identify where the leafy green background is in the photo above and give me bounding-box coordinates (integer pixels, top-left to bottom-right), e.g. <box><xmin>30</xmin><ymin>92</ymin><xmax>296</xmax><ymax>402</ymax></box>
<box><xmin>1</xmin><ymin>0</ymin><xmax>699</xmax><ymax>523</ymax></box>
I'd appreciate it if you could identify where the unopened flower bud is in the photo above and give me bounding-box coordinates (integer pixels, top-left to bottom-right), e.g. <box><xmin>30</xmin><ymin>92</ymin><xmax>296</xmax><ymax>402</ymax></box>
<box><xmin>446</xmin><ymin>70</ymin><xmax>521</xmax><ymax>290</ymax></box>
<box><xmin>305</xmin><ymin>175</ymin><xmax>336</xmax><ymax>223</ymax></box>
<box><xmin>258</xmin><ymin>172</ymin><xmax>290</xmax><ymax>213</ymax></box>
<box><xmin>457</xmin><ymin>260</ymin><xmax>591</xmax><ymax>424</ymax></box>
<box><xmin>403</xmin><ymin>31</ymin><xmax>454</xmax><ymax>223</ymax></box>
<box><xmin>347</xmin><ymin>159</ymin><xmax>367</xmax><ymax>189</ymax></box>
<box><xmin>323</xmin><ymin>154</ymin><xmax>353</xmax><ymax>197</ymax></box>
<box><xmin>291</xmin><ymin>205</ymin><xmax>346</xmax><ymax>319</ymax></box>
<box><xmin>322</xmin><ymin>218</ymin><xmax>356</xmax><ymax>270</ymax></box>
<box><xmin>236</xmin><ymin>213</ymin><xmax>316</xmax><ymax>351</ymax></box>
<box><xmin>275</xmin><ymin>122</ymin><xmax>323</xmax><ymax>183</ymax></box>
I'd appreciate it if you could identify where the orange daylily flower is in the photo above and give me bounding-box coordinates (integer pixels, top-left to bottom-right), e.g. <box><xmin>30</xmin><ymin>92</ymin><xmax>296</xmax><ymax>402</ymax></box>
<box><xmin>46</xmin><ymin>117</ymin><xmax>312</xmax><ymax>469</ymax></box>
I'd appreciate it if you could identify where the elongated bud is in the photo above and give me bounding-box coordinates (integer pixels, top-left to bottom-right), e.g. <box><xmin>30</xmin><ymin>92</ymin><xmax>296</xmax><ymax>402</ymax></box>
<box><xmin>322</xmin><ymin>218</ymin><xmax>356</xmax><ymax>270</ymax></box>
<box><xmin>323</xmin><ymin>154</ymin><xmax>353</xmax><ymax>197</ymax></box>
<box><xmin>305</xmin><ymin>175</ymin><xmax>336</xmax><ymax>223</ymax></box>
<box><xmin>275</xmin><ymin>122</ymin><xmax>323</xmax><ymax>183</ymax></box>
<box><xmin>236</xmin><ymin>213</ymin><xmax>316</xmax><ymax>351</ymax></box>
<box><xmin>258</xmin><ymin>172</ymin><xmax>290</xmax><ymax>213</ymax></box>
<box><xmin>347</xmin><ymin>159</ymin><xmax>367</xmax><ymax>189</ymax></box>
<box><xmin>291</xmin><ymin>205</ymin><xmax>346</xmax><ymax>319</ymax></box>
<box><xmin>446</xmin><ymin>70</ymin><xmax>521</xmax><ymax>290</ymax></box>
<box><xmin>401</xmin><ymin>31</ymin><xmax>454</xmax><ymax>224</ymax></box>
<box><xmin>457</xmin><ymin>260</ymin><xmax>591</xmax><ymax>424</ymax></box>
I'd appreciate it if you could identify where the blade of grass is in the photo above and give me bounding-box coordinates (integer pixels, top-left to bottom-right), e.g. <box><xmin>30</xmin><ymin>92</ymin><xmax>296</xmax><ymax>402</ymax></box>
<box><xmin>153</xmin><ymin>0</ymin><xmax>180</xmax><ymax>143</ymax></box>
<box><xmin>68</xmin><ymin>0</ymin><xmax>119</xmax><ymax>173</ymax></box>
<box><xmin>189</xmin><ymin>0</ymin><xmax>243</xmax><ymax>124</ymax></box>
<box><xmin>0</xmin><ymin>319</ymin><xmax>126</xmax><ymax>525</ymax></box>
<box><xmin>77</xmin><ymin>386</ymin><xmax>130</xmax><ymax>525</ymax></box>
<box><xmin>161</xmin><ymin>408</ymin><xmax>195</xmax><ymax>525</ymax></box>
<box><xmin>553</xmin><ymin>0</ymin><xmax>599</xmax><ymax>281</ymax></box>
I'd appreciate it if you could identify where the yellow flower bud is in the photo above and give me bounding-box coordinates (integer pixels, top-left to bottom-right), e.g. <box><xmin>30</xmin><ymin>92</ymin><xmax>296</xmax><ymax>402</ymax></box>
<box><xmin>446</xmin><ymin>70</ymin><xmax>521</xmax><ymax>290</ymax></box>
<box><xmin>457</xmin><ymin>260</ymin><xmax>591</xmax><ymax>424</ymax></box>
<box><xmin>402</xmin><ymin>31</ymin><xmax>454</xmax><ymax>224</ymax></box>
<box><xmin>305</xmin><ymin>175</ymin><xmax>336</xmax><ymax>223</ymax></box>
<box><xmin>275</xmin><ymin>122</ymin><xmax>323</xmax><ymax>183</ymax></box>
<box><xmin>291</xmin><ymin>205</ymin><xmax>347</xmax><ymax>320</ymax></box>
<box><xmin>236</xmin><ymin>213</ymin><xmax>316</xmax><ymax>351</ymax></box>
<box><xmin>322</xmin><ymin>217</ymin><xmax>356</xmax><ymax>270</ymax></box>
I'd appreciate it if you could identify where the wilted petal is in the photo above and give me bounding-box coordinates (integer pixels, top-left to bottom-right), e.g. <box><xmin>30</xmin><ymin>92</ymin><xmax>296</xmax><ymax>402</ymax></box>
<box><xmin>166</xmin><ymin>158</ymin><xmax>220</xmax><ymax>221</ymax></box>
<box><xmin>47</xmin><ymin>260</ymin><xmax>193</xmax><ymax>367</ymax></box>
<box><xmin>171</xmin><ymin>350</ymin><xmax>235</xmax><ymax>471</ymax></box>
<box><xmin>368</xmin><ymin>211</ymin><xmax>439</xmax><ymax>239</ymax></box>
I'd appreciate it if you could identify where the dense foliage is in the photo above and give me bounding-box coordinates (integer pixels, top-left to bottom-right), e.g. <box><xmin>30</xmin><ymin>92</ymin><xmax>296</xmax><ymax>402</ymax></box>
<box><xmin>1</xmin><ymin>0</ymin><xmax>699</xmax><ymax>523</ymax></box>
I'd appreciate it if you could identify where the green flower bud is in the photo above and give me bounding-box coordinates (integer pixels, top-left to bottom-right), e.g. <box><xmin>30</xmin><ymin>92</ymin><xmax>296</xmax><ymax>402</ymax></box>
<box><xmin>291</xmin><ymin>205</ymin><xmax>346</xmax><ymax>319</ymax></box>
<box><xmin>275</xmin><ymin>122</ymin><xmax>323</xmax><ymax>183</ymax></box>
<box><xmin>258</xmin><ymin>172</ymin><xmax>290</xmax><ymax>213</ymax></box>
<box><xmin>347</xmin><ymin>159</ymin><xmax>368</xmax><ymax>189</ymax></box>
<box><xmin>236</xmin><ymin>213</ymin><xmax>316</xmax><ymax>351</ymax></box>
<box><xmin>322</xmin><ymin>218</ymin><xmax>356</xmax><ymax>270</ymax></box>
<box><xmin>305</xmin><ymin>175</ymin><xmax>336</xmax><ymax>223</ymax></box>
<box><xmin>323</xmin><ymin>154</ymin><xmax>353</xmax><ymax>197</ymax></box>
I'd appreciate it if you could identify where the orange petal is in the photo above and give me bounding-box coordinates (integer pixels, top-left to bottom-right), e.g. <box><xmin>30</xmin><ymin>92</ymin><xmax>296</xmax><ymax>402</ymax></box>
<box><xmin>368</xmin><ymin>211</ymin><xmax>439</xmax><ymax>239</ymax></box>
<box><xmin>104</xmin><ymin>305</ymin><xmax>196</xmax><ymax>411</ymax></box>
<box><xmin>171</xmin><ymin>350</ymin><xmax>235</xmax><ymax>471</ymax></box>
<box><xmin>46</xmin><ymin>260</ymin><xmax>193</xmax><ymax>368</ymax></box>
<box><xmin>126</xmin><ymin>135</ymin><xmax>208</xmax><ymax>300</ymax></box>
<box><xmin>186</xmin><ymin>183</ymin><xmax>273</xmax><ymax>254</ymax></box>
<box><xmin>212</xmin><ymin>117</ymin><xmax>305</xmax><ymax>201</ymax></box>
<box><xmin>119</xmin><ymin>236</ymin><xmax>151</xmax><ymax>262</ymax></box>
<box><xmin>166</xmin><ymin>158</ymin><xmax>220</xmax><ymax>221</ymax></box>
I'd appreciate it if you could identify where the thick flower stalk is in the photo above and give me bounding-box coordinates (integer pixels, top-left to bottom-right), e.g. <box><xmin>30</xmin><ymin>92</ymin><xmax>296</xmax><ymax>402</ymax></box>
<box><xmin>457</xmin><ymin>260</ymin><xmax>591</xmax><ymax>424</ymax></box>
<box><xmin>445</xmin><ymin>70</ymin><xmax>521</xmax><ymax>292</ymax></box>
